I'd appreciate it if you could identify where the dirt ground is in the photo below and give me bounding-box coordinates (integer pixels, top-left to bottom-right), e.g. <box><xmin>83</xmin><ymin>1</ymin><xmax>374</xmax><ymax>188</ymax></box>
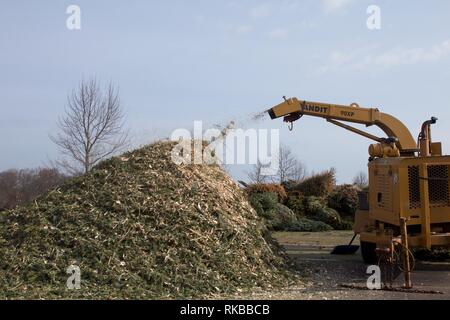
<box><xmin>233</xmin><ymin>231</ymin><xmax>450</xmax><ymax>300</ymax></box>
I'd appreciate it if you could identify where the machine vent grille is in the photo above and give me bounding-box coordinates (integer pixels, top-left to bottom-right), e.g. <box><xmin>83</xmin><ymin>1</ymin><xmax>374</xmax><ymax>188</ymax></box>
<box><xmin>408</xmin><ymin>166</ymin><xmax>421</xmax><ymax>209</ymax></box>
<box><xmin>376</xmin><ymin>172</ymin><xmax>392</xmax><ymax>210</ymax></box>
<box><xmin>408</xmin><ymin>164</ymin><xmax>450</xmax><ymax>209</ymax></box>
<box><xmin>428</xmin><ymin>165</ymin><xmax>450</xmax><ymax>207</ymax></box>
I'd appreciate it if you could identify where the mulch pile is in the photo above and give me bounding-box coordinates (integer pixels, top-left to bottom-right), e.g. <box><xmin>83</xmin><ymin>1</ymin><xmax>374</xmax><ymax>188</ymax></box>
<box><xmin>0</xmin><ymin>141</ymin><xmax>292</xmax><ymax>299</ymax></box>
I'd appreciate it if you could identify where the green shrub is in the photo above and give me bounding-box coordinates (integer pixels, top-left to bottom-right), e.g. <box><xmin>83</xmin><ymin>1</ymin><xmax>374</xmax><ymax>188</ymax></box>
<box><xmin>303</xmin><ymin>196</ymin><xmax>326</xmax><ymax>215</ymax></box>
<box><xmin>285</xmin><ymin>195</ymin><xmax>305</xmax><ymax>216</ymax></box>
<box><xmin>311</xmin><ymin>207</ymin><xmax>342</xmax><ymax>229</ymax></box>
<box><xmin>302</xmin><ymin>196</ymin><xmax>345</xmax><ymax>230</ymax></box>
<box><xmin>248</xmin><ymin>195</ymin><xmax>300</xmax><ymax>231</ymax></box>
<box><xmin>293</xmin><ymin>169</ymin><xmax>336</xmax><ymax>197</ymax></box>
<box><xmin>249</xmin><ymin>192</ymin><xmax>278</xmax><ymax>218</ymax></box>
<box><xmin>335</xmin><ymin>219</ymin><xmax>353</xmax><ymax>231</ymax></box>
<box><xmin>327</xmin><ymin>184</ymin><xmax>359</xmax><ymax>219</ymax></box>
<box><xmin>245</xmin><ymin>183</ymin><xmax>287</xmax><ymax>201</ymax></box>
<box><xmin>249</xmin><ymin>190</ymin><xmax>348</xmax><ymax>232</ymax></box>
<box><xmin>281</xmin><ymin>180</ymin><xmax>298</xmax><ymax>193</ymax></box>
<box><xmin>248</xmin><ymin>194</ymin><xmax>331</xmax><ymax>232</ymax></box>
<box><xmin>267</xmin><ymin>204</ymin><xmax>297</xmax><ymax>231</ymax></box>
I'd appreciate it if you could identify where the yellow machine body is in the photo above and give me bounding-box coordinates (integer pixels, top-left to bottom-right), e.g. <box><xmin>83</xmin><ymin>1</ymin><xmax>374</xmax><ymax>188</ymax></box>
<box><xmin>358</xmin><ymin>155</ymin><xmax>450</xmax><ymax>248</ymax></box>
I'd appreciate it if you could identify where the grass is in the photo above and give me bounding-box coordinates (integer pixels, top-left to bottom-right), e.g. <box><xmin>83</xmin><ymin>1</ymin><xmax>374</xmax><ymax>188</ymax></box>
<box><xmin>272</xmin><ymin>230</ymin><xmax>358</xmax><ymax>246</ymax></box>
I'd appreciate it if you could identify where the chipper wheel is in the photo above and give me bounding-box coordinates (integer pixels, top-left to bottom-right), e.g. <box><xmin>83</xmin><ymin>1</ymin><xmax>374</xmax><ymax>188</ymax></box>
<box><xmin>360</xmin><ymin>241</ymin><xmax>377</xmax><ymax>264</ymax></box>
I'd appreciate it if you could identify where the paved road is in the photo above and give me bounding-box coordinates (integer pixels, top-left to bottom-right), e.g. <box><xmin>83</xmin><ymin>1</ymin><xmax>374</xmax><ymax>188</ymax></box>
<box><xmin>226</xmin><ymin>231</ymin><xmax>450</xmax><ymax>300</ymax></box>
<box><xmin>279</xmin><ymin>232</ymin><xmax>450</xmax><ymax>300</ymax></box>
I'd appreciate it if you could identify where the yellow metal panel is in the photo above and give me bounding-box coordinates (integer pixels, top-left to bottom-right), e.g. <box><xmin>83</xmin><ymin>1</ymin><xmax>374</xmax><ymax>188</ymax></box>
<box><xmin>419</xmin><ymin>164</ymin><xmax>432</xmax><ymax>248</ymax></box>
<box><xmin>360</xmin><ymin>231</ymin><xmax>392</xmax><ymax>246</ymax></box>
<box><xmin>431</xmin><ymin>142</ymin><xmax>442</xmax><ymax>156</ymax></box>
<box><xmin>354</xmin><ymin>210</ymin><xmax>375</xmax><ymax>233</ymax></box>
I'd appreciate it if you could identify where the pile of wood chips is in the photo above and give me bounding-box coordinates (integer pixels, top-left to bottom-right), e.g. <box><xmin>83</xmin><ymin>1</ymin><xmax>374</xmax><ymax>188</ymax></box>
<box><xmin>0</xmin><ymin>141</ymin><xmax>292</xmax><ymax>299</ymax></box>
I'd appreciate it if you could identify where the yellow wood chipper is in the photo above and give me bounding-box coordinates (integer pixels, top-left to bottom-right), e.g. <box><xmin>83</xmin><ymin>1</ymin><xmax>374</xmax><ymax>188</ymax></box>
<box><xmin>268</xmin><ymin>96</ymin><xmax>450</xmax><ymax>288</ymax></box>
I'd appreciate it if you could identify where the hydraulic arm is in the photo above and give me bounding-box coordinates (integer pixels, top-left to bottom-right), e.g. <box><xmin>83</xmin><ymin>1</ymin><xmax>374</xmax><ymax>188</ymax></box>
<box><xmin>268</xmin><ymin>97</ymin><xmax>419</xmax><ymax>157</ymax></box>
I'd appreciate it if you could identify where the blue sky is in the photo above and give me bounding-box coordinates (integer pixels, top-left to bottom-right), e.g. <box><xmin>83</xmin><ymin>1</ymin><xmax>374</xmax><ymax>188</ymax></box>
<box><xmin>1</xmin><ymin>0</ymin><xmax>450</xmax><ymax>183</ymax></box>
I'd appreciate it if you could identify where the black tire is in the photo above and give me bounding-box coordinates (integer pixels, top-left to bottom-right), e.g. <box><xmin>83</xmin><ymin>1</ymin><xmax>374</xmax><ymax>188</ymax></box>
<box><xmin>360</xmin><ymin>241</ymin><xmax>377</xmax><ymax>264</ymax></box>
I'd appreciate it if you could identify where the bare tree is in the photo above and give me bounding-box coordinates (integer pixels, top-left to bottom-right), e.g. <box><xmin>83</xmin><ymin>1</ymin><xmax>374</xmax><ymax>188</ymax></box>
<box><xmin>273</xmin><ymin>145</ymin><xmax>306</xmax><ymax>184</ymax></box>
<box><xmin>353</xmin><ymin>171</ymin><xmax>368</xmax><ymax>189</ymax></box>
<box><xmin>51</xmin><ymin>78</ymin><xmax>129</xmax><ymax>174</ymax></box>
<box><xmin>247</xmin><ymin>161</ymin><xmax>269</xmax><ymax>184</ymax></box>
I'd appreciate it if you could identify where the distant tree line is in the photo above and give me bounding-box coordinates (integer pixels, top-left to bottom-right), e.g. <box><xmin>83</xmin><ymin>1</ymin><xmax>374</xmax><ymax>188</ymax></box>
<box><xmin>247</xmin><ymin>144</ymin><xmax>306</xmax><ymax>184</ymax></box>
<box><xmin>0</xmin><ymin>168</ymin><xmax>67</xmax><ymax>211</ymax></box>
<box><xmin>247</xmin><ymin>144</ymin><xmax>368</xmax><ymax>189</ymax></box>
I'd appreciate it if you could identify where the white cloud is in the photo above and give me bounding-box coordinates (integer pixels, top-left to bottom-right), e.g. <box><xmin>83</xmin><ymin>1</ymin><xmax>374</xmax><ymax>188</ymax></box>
<box><xmin>322</xmin><ymin>0</ymin><xmax>354</xmax><ymax>13</ymax></box>
<box><xmin>224</xmin><ymin>24</ymin><xmax>253</xmax><ymax>36</ymax></box>
<box><xmin>235</xmin><ymin>25</ymin><xmax>253</xmax><ymax>35</ymax></box>
<box><xmin>375</xmin><ymin>41</ymin><xmax>450</xmax><ymax>66</ymax></box>
<box><xmin>266</xmin><ymin>28</ymin><xmax>289</xmax><ymax>40</ymax></box>
<box><xmin>249</xmin><ymin>4</ymin><xmax>272</xmax><ymax>19</ymax></box>
<box><xmin>318</xmin><ymin>40</ymin><xmax>450</xmax><ymax>74</ymax></box>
